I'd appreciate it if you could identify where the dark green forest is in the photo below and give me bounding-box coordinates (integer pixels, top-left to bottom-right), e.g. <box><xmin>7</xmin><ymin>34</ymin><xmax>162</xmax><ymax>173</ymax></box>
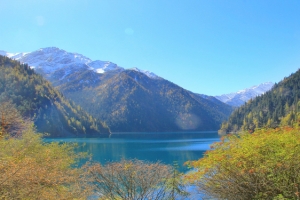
<box><xmin>219</xmin><ymin>68</ymin><xmax>300</xmax><ymax>133</ymax></box>
<box><xmin>0</xmin><ymin>55</ymin><xmax>110</xmax><ymax>137</ymax></box>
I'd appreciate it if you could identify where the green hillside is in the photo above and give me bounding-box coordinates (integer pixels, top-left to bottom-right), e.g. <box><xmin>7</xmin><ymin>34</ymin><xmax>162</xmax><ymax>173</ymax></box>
<box><xmin>219</xmin><ymin>69</ymin><xmax>300</xmax><ymax>133</ymax></box>
<box><xmin>0</xmin><ymin>55</ymin><xmax>110</xmax><ymax>137</ymax></box>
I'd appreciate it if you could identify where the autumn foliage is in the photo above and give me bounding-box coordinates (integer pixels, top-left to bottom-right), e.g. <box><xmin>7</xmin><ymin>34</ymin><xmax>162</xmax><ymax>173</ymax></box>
<box><xmin>0</xmin><ymin>102</ymin><xmax>91</xmax><ymax>199</ymax></box>
<box><xmin>185</xmin><ymin>126</ymin><xmax>300</xmax><ymax>199</ymax></box>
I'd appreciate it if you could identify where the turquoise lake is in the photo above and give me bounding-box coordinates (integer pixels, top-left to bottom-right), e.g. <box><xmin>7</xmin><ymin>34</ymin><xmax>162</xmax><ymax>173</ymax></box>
<box><xmin>46</xmin><ymin>131</ymin><xmax>220</xmax><ymax>172</ymax></box>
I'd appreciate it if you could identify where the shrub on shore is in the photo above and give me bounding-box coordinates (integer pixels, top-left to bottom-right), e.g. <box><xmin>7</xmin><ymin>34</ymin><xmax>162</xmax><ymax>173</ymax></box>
<box><xmin>185</xmin><ymin>125</ymin><xmax>300</xmax><ymax>199</ymax></box>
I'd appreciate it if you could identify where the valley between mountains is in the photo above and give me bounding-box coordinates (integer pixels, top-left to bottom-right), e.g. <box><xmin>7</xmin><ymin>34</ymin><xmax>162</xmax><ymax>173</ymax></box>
<box><xmin>0</xmin><ymin>47</ymin><xmax>273</xmax><ymax>135</ymax></box>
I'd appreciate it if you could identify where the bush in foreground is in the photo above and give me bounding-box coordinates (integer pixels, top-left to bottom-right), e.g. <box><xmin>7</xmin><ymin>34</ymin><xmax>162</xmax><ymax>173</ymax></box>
<box><xmin>0</xmin><ymin>115</ymin><xmax>91</xmax><ymax>199</ymax></box>
<box><xmin>86</xmin><ymin>159</ymin><xmax>188</xmax><ymax>200</ymax></box>
<box><xmin>0</xmin><ymin>101</ymin><xmax>188</xmax><ymax>199</ymax></box>
<box><xmin>185</xmin><ymin>126</ymin><xmax>300</xmax><ymax>199</ymax></box>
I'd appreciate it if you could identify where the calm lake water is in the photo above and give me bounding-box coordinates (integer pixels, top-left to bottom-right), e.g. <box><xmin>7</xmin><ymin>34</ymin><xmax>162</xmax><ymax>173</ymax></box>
<box><xmin>45</xmin><ymin>131</ymin><xmax>220</xmax><ymax>172</ymax></box>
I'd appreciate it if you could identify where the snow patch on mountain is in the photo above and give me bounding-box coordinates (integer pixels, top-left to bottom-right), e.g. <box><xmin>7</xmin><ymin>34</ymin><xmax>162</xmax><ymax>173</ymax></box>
<box><xmin>129</xmin><ymin>67</ymin><xmax>161</xmax><ymax>79</ymax></box>
<box><xmin>0</xmin><ymin>50</ymin><xmax>26</xmax><ymax>58</ymax></box>
<box><xmin>215</xmin><ymin>82</ymin><xmax>274</xmax><ymax>107</ymax></box>
<box><xmin>1</xmin><ymin>47</ymin><xmax>163</xmax><ymax>80</ymax></box>
<box><xmin>88</xmin><ymin>60</ymin><xmax>124</xmax><ymax>74</ymax></box>
<box><xmin>14</xmin><ymin>47</ymin><xmax>92</xmax><ymax>74</ymax></box>
<box><xmin>1</xmin><ymin>50</ymin><xmax>31</xmax><ymax>61</ymax></box>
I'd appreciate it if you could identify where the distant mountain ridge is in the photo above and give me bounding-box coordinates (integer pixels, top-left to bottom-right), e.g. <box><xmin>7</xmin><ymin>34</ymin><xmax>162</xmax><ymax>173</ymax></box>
<box><xmin>1</xmin><ymin>47</ymin><xmax>234</xmax><ymax>132</ymax></box>
<box><xmin>0</xmin><ymin>47</ymin><xmax>159</xmax><ymax>79</ymax></box>
<box><xmin>219</xmin><ymin>69</ymin><xmax>300</xmax><ymax>133</ymax></box>
<box><xmin>214</xmin><ymin>82</ymin><xmax>274</xmax><ymax>107</ymax></box>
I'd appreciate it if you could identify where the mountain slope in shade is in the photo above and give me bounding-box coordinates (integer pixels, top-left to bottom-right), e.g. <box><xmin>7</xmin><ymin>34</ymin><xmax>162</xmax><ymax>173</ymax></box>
<box><xmin>0</xmin><ymin>55</ymin><xmax>110</xmax><ymax>137</ymax></box>
<box><xmin>1</xmin><ymin>47</ymin><xmax>234</xmax><ymax>132</ymax></box>
<box><xmin>215</xmin><ymin>82</ymin><xmax>274</xmax><ymax>107</ymax></box>
<box><xmin>63</xmin><ymin>69</ymin><xmax>234</xmax><ymax>132</ymax></box>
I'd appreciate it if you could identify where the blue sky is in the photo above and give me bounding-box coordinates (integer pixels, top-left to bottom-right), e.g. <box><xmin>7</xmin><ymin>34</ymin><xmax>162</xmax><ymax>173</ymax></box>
<box><xmin>1</xmin><ymin>0</ymin><xmax>300</xmax><ymax>95</ymax></box>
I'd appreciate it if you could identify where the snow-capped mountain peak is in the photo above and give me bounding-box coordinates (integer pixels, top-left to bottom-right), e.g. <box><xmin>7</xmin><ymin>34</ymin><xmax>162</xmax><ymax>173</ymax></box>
<box><xmin>236</xmin><ymin>82</ymin><xmax>274</xmax><ymax>94</ymax></box>
<box><xmin>129</xmin><ymin>67</ymin><xmax>161</xmax><ymax>79</ymax></box>
<box><xmin>1</xmin><ymin>47</ymin><xmax>160</xmax><ymax>80</ymax></box>
<box><xmin>18</xmin><ymin>47</ymin><xmax>92</xmax><ymax>72</ymax></box>
<box><xmin>1</xmin><ymin>47</ymin><xmax>93</xmax><ymax>75</ymax></box>
<box><xmin>215</xmin><ymin>82</ymin><xmax>274</xmax><ymax>107</ymax></box>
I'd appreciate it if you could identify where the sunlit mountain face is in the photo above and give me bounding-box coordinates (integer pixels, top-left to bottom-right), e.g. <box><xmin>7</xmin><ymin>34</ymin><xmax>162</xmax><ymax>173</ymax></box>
<box><xmin>1</xmin><ymin>47</ymin><xmax>234</xmax><ymax>132</ymax></box>
<box><xmin>0</xmin><ymin>55</ymin><xmax>110</xmax><ymax>137</ymax></box>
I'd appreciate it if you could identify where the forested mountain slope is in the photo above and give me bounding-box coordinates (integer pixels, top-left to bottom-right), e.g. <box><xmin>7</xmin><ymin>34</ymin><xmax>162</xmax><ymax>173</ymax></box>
<box><xmin>0</xmin><ymin>55</ymin><xmax>110</xmax><ymax>137</ymax></box>
<box><xmin>62</xmin><ymin>69</ymin><xmax>234</xmax><ymax>132</ymax></box>
<box><xmin>219</xmin><ymin>69</ymin><xmax>300</xmax><ymax>133</ymax></box>
<box><xmin>2</xmin><ymin>47</ymin><xmax>233</xmax><ymax>132</ymax></box>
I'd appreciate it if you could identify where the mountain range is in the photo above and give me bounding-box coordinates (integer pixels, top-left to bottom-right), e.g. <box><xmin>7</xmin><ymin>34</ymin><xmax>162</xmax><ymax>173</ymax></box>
<box><xmin>1</xmin><ymin>48</ymin><xmax>274</xmax><ymax>107</ymax></box>
<box><xmin>214</xmin><ymin>82</ymin><xmax>274</xmax><ymax>107</ymax></box>
<box><xmin>1</xmin><ymin>47</ymin><xmax>234</xmax><ymax>132</ymax></box>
